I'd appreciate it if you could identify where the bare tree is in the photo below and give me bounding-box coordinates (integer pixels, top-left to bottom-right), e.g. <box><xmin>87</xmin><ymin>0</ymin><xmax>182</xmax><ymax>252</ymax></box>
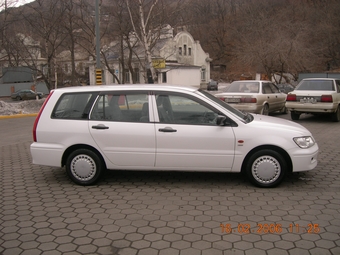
<box><xmin>125</xmin><ymin>0</ymin><xmax>182</xmax><ymax>83</ymax></box>
<box><xmin>22</xmin><ymin>0</ymin><xmax>67</xmax><ymax>89</ymax></box>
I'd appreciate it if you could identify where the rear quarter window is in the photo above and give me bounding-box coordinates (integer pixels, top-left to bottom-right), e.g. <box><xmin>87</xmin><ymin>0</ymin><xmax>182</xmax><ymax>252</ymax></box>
<box><xmin>51</xmin><ymin>92</ymin><xmax>98</xmax><ymax>119</ymax></box>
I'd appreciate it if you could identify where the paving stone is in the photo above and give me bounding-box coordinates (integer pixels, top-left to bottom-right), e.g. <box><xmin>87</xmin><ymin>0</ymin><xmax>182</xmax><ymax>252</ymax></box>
<box><xmin>1</xmin><ymin>115</ymin><xmax>340</xmax><ymax>255</ymax></box>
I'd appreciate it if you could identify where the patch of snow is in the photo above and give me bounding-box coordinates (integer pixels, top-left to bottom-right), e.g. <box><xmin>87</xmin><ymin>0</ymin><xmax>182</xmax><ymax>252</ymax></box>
<box><xmin>0</xmin><ymin>99</ymin><xmax>45</xmax><ymax>115</ymax></box>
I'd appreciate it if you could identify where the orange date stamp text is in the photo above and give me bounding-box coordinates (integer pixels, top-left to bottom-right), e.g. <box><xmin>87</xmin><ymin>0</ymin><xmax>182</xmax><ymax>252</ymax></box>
<box><xmin>220</xmin><ymin>223</ymin><xmax>320</xmax><ymax>234</ymax></box>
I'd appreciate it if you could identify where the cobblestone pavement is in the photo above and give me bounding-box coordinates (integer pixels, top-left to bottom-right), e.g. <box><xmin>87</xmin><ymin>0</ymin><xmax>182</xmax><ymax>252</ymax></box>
<box><xmin>0</xmin><ymin>114</ymin><xmax>339</xmax><ymax>255</ymax></box>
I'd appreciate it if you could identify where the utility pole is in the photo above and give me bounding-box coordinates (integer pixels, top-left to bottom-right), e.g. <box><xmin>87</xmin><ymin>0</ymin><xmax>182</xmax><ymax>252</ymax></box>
<box><xmin>95</xmin><ymin>0</ymin><xmax>102</xmax><ymax>85</ymax></box>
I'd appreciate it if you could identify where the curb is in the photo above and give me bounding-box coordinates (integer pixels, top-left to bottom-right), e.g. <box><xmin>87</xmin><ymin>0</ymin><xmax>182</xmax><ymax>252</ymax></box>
<box><xmin>0</xmin><ymin>113</ymin><xmax>38</xmax><ymax>119</ymax></box>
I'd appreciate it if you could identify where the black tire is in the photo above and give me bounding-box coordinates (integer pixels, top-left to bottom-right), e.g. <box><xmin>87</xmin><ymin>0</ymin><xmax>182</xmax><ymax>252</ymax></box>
<box><xmin>16</xmin><ymin>96</ymin><xmax>21</xmax><ymax>101</ymax></box>
<box><xmin>245</xmin><ymin>149</ymin><xmax>287</xmax><ymax>188</ymax></box>
<box><xmin>331</xmin><ymin>105</ymin><xmax>340</xmax><ymax>122</ymax></box>
<box><xmin>261</xmin><ymin>104</ymin><xmax>269</xmax><ymax>115</ymax></box>
<box><xmin>66</xmin><ymin>148</ymin><xmax>104</xmax><ymax>185</ymax></box>
<box><xmin>291</xmin><ymin>111</ymin><xmax>300</xmax><ymax>120</ymax></box>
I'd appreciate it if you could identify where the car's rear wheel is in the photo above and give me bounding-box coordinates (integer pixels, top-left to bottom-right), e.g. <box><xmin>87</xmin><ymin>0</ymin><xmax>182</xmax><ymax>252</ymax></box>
<box><xmin>261</xmin><ymin>104</ymin><xmax>269</xmax><ymax>115</ymax></box>
<box><xmin>66</xmin><ymin>148</ymin><xmax>104</xmax><ymax>185</ymax></box>
<box><xmin>291</xmin><ymin>111</ymin><xmax>300</xmax><ymax>120</ymax></box>
<box><xmin>16</xmin><ymin>96</ymin><xmax>21</xmax><ymax>100</ymax></box>
<box><xmin>245</xmin><ymin>149</ymin><xmax>287</xmax><ymax>188</ymax></box>
<box><xmin>331</xmin><ymin>105</ymin><xmax>340</xmax><ymax>122</ymax></box>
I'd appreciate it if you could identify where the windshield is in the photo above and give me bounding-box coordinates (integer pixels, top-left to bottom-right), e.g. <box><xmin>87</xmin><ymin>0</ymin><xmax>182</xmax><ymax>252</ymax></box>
<box><xmin>297</xmin><ymin>80</ymin><xmax>334</xmax><ymax>91</ymax></box>
<box><xmin>198</xmin><ymin>89</ymin><xmax>253</xmax><ymax>123</ymax></box>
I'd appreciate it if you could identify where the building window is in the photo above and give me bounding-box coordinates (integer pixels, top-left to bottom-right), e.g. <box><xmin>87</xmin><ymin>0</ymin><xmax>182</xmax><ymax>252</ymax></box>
<box><xmin>125</xmin><ymin>69</ymin><xmax>130</xmax><ymax>83</ymax></box>
<box><xmin>179</xmin><ymin>47</ymin><xmax>182</xmax><ymax>55</ymax></box>
<box><xmin>184</xmin><ymin>44</ymin><xmax>187</xmax><ymax>55</ymax></box>
<box><xmin>162</xmin><ymin>72</ymin><xmax>167</xmax><ymax>83</ymax></box>
<box><xmin>133</xmin><ymin>68</ymin><xmax>140</xmax><ymax>83</ymax></box>
<box><xmin>188</xmin><ymin>48</ymin><xmax>192</xmax><ymax>56</ymax></box>
<box><xmin>201</xmin><ymin>68</ymin><xmax>206</xmax><ymax>81</ymax></box>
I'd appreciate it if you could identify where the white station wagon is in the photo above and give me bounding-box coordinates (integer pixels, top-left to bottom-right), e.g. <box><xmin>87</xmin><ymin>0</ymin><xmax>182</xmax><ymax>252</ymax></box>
<box><xmin>30</xmin><ymin>85</ymin><xmax>318</xmax><ymax>188</ymax></box>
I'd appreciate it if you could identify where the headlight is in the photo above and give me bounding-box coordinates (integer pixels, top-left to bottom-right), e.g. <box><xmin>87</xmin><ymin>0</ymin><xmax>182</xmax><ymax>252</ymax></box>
<box><xmin>293</xmin><ymin>136</ymin><xmax>315</xmax><ymax>149</ymax></box>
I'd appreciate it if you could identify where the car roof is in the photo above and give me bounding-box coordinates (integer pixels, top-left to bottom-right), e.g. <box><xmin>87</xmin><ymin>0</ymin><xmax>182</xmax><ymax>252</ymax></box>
<box><xmin>231</xmin><ymin>80</ymin><xmax>271</xmax><ymax>83</ymax></box>
<box><xmin>51</xmin><ymin>84</ymin><xmax>199</xmax><ymax>94</ymax></box>
<box><xmin>302</xmin><ymin>78</ymin><xmax>339</xmax><ymax>81</ymax></box>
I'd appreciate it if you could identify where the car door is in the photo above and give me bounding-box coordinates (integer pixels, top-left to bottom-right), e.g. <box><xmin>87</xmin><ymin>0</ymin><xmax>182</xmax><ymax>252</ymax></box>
<box><xmin>269</xmin><ymin>83</ymin><xmax>286</xmax><ymax>111</ymax></box>
<box><xmin>262</xmin><ymin>83</ymin><xmax>285</xmax><ymax>112</ymax></box>
<box><xmin>89</xmin><ymin>92</ymin><xmax>156</xmax><ymax>167</ymax></box>
<box><xmin>153</xmin><ymin>92</ymin><xmax>236</xmax><ymax>171</ymax></box>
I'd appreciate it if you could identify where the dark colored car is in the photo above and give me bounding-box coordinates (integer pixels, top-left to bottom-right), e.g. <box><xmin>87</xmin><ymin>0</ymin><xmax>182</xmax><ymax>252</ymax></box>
<box><xmin>277</xmin><ymin>84</ymin><xmax>295</xmax><ymax>94</ymax></box>
<box><xmin>207</xmin><ymin>80</ymin><xmax>218</xmax><ymax>91</ymax></box>
<box><xmin>11</xmin><ymin>89</ymin><xmax>44</xmax><ymax>100</ymax></box>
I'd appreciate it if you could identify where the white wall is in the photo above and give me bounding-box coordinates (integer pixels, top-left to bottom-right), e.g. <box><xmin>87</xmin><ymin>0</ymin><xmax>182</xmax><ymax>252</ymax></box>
<box><xmin>165</xmin><ymin>68</ymin><xmax>201</xmax><ymax>87</ymax></box>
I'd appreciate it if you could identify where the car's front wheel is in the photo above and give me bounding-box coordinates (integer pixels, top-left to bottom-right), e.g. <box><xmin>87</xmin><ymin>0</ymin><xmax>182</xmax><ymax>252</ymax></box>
<box><xmin>245</xmin><ymin>149</ymin><xmax>287</xmax><ymax>188</ymax></box>
<box><xmin>66</xmin><ymin>148</ymin><xmax>104</xmax><ymax>185</ymax></box>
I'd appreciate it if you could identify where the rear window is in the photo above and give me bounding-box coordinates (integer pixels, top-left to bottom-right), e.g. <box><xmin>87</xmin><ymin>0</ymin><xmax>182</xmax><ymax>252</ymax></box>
<box><xmin>51</xmin><ymin>92</ymin><xmax>98</xmax><ymax>119</ymax></box>
<box><xmin>297</xmin><ymin>80</ymin><xmax>334</xmax><ymax>91</ymax></box>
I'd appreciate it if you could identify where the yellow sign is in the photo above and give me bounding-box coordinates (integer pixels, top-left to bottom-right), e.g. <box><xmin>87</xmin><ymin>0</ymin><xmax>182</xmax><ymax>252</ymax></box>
<box><xmin>152</xmin><ymin>59</ymin><xmax>165</xmax><ymax>69</ymax></box>
<box><xmin>96</xmin><ymin>69</ymin><xmax>102</xmax><ymax>85</ymax></box>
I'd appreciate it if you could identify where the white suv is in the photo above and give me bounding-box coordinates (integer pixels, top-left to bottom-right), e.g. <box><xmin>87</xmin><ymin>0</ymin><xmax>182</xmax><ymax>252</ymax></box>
<box><xmin>31</xmin><ymin>85</ymin><xmax>318</xmax><ymax>188</ymax></box>
<box><xmin>286</xmin><ymin>78</ymin><xmax>340</xmax><ymax>121</ymax></box>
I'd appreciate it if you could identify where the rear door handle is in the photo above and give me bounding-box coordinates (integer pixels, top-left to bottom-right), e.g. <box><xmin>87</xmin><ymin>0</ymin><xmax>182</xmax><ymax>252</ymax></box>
<box><xmin>92</xmin><ymin>124</ymin><xmax>109</xmax><ymax>130</ymax></box>
<box><xmin>159</xmin><ymin>127</ymin><xmax>177</xmax><ymax>133</ymax></box>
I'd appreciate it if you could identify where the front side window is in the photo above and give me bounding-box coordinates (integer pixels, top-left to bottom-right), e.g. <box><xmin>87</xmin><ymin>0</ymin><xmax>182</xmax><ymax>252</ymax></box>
<box><xmin>155</xmin><ymin>93</ymin><xmax>219</xmax><ymax>125</ymax></box>
<box><xmin>262</xmin><ymin>83</ymin><xmax>273</xmax><ymax>94</ymax></box>
<box><xmin>90</xmin><ymin>92</ymin><xmax>149</xmax><ymax>122</ymax></box>
<box><xmin>269</xmin><ymin>83</ymin><xmax>280</xmax><ymax>93</ymax></box>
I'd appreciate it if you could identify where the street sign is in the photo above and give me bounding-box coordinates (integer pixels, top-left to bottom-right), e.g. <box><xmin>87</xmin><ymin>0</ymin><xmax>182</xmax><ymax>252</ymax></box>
<box><xmin>96</xmin><ymin>69</ymin><xmax>102</xmax><ymax>85</ymax></box>
<box><xmin>152</xmin><ymin>59</ymin><xmax>165</xmax><ymax>69</ymax></box>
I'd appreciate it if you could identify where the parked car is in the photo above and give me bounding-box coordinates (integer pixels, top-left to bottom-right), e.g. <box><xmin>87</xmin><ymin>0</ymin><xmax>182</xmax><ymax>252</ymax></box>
<box><xmin>285</xmin><ymin>78</ymin><xmax>340</xmax><ymax>122</ymax></box>
<box><xmin>215</xmin><ymin>80</ymin><xmax>287</xmax><ymax>115</ymax></box>
<box><xmin>277</xmin><ymin>83</ymin><xmax>295</xmax><ymax>94</ymax></box>
<box><xmin>11</xmin><ymin>89</ymin><xmax>43</xmax><ymax>100</ymax></box>
<box><xmin>30</xmin><ymin>85</ymin><xmax>318</xmax><ymax>188</ymax></box>
<box><xmin>207</xmin><ymin>80</ymin><xmax>218</xmax><ymax>91</ymax></box>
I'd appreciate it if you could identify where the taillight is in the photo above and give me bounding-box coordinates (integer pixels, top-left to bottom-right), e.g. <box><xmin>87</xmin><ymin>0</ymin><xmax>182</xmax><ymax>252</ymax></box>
<box><xmin>321</xmin><ymin>95</ymin><xmax>333</xmax><ymax>102</ymax></box>
<box><xmin>218</xmin><ymin>97</ymin><xmax>225</xmax><ymax>101</ymax></box>
<box><xmin>286</xmin><ymin>94</ymin><xmax>297</xmax><ymax>101</ymax></box>
<box><xmin>33</xmin><ymin>91</ymin><xmax>54</xmax><ymax>142</ymax></box>
<box><xmin>240</xmin><ymin>98</ymin><xmax>257</xmax><ymax>103</ymax></box>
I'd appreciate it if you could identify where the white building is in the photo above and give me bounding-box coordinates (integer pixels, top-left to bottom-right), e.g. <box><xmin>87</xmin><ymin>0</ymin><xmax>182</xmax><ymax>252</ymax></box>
<box><xmin>89</xmin><ymin>28</ymin><xmax>212</xmax><ymax>88</ymax></box>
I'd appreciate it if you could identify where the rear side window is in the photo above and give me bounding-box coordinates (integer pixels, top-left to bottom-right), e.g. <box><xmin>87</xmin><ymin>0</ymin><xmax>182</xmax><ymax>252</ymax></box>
<box><xmin>52</xmin><ymin>92</ymin><xmax>98</xmax><ymax>119</ymax></box>
<box><xmin>90</xmin><ymin>92</ymin><xmax>149</xmax><ymax>122</ymax></box>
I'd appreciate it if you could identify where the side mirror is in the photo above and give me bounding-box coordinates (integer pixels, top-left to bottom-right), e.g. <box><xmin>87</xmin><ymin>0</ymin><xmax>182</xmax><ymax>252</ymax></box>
<box><xmin>216</xmin><ymin>115</ymin><xmax>227</xmax><ymax>126</ymax></box>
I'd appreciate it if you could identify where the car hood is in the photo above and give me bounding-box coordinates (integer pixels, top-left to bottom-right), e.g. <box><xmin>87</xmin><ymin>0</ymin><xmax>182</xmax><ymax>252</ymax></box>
<box><xmin>248</xmin><ymin>114</ymin><xmax>312</xmax><ymax>136</ymax></box>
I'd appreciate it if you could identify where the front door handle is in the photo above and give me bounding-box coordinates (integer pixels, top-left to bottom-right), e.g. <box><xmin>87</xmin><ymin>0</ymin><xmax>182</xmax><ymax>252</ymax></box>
<box><xmin>92</xmin><ymin>124</ymin><xmax>109</xmax><ymax>130</ymax></box>
<box><xmin>159</xmin><ymin>127</ymin><xmax>177</xmax><ymax>133</ymax></box>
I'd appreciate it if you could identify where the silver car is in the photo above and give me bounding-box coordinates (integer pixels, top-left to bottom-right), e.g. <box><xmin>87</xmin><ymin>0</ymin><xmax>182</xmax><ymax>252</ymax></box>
<box><xmin>215</xmin><ymin>80</ymin><xmax>287</xmax><ymax>115</ymax></box>
<box><xmin>285</xmin><ymin>78</ymin><xmax>340</xmax><ymax>122</ymax></box>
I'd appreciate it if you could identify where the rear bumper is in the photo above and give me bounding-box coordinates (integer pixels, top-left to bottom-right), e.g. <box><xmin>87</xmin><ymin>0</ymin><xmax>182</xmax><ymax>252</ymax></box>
<box><xmin>286</xmin><ymin>102</ymin><xmax>337</xmax><ymax>113</ymax></box>
<box><xmin>30</xmin><ymin>142</ymin><xmax>64</xmax><ymax>167</ymax></box>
